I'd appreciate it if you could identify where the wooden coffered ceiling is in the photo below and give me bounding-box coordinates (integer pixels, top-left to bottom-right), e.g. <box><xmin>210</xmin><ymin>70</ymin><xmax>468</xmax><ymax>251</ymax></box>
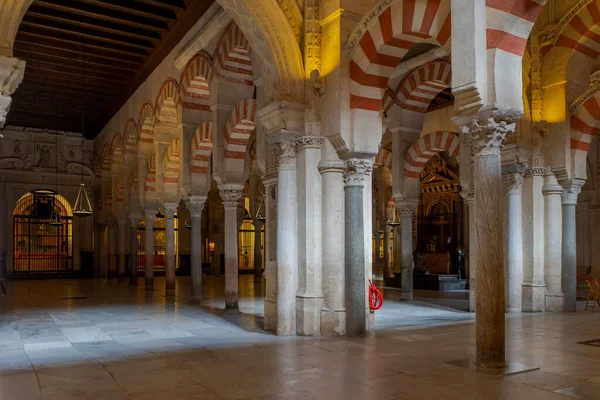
<box><xmin>8</xmin><ymin>0</ymin><xmax>214</xmax><ymax>138</ymax></box>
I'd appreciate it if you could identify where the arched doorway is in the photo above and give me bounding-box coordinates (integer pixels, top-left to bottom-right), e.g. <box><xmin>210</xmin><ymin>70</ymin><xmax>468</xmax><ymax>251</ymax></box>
<box><xmin>13</xmin><ymin>190</ymin><xmax>73</xmax><ymax>274</ymax></box>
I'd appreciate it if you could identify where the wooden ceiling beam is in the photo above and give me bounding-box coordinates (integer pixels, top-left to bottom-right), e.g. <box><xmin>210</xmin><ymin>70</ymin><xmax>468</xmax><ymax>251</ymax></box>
<box><xmin>23</xmin><ymin>59</ymin><xmax>131</xmax><ymax>82</ymax></box>
<box><xmin>20</xmin><ymin>19</ymin><xmax>155</xmax><ymax>52</ymax></box>
<box><xmin>24</xmin><ymin>69</ymin><xmax>123</xmax><ymax>92</ymax></box>
<box><xmin>15</xmin><ymin>47</ymin><xmax>139</xmax><ymax>75</ymax></box>
<box><xmin>36</xmin><ymin>0</ymin><xmax>169</xmax><ymax>33</ymax></box>
<box><xmin>74</xmin><ymin>0</ymin><xmax>178</xmax><ymax>22</ymax></box>
<box><xmin>136</xmin><ymin>0</ymin><xmax>187</xmax><ymax>13</ymax></box>
<box><xmin>25</xmin><ymin>63</ymin><xmax>128</xmax><ymax>85</ymax></box>
<box><xmin>16</xmin><ymin>30</ymin><xmax>148</xmax><ymax>59</ymax></box>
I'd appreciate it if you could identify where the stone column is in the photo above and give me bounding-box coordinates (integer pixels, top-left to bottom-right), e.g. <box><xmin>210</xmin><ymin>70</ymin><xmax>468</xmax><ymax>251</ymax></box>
<box><xmin>117</xmin><ymin>219</ymin><xmax>127</xmax><ymax>282</ymax></box>
<box><xmin>542</xmin><ymin>170</ymin><xmax>564</xmax><ymax>311</ymax></box>
<box><xmin>522</xmin><ymin>166</ymin><xmax>546</xmax><ymax>311</ymax></box>
<box><xmin>320</xmin><ymin>160</ymin><xmax>345</xmax><ymax>335</ymax></box>
<box><xmin>263</xmin><ymin>174</ymin><xmax>278</xmax><ymax>331</ymax></box>
<box><xmin>398</xmin><ymin>202</ymin><xmax>417</xmax><ymax>300</ymax></box>
<box><xmin>504</xmin><ymin>173</ymin><xmax>524</xmax><ymax>312</ymax></box>
<box><xmin>383</xmin><ymin>226</ymin><xmax>391</xmax><ymax>278</ymax></box>
<box><xmin>144</xmin><ymin>210</ymin><xmax>156</xmax><ymax>291</ymax></box>
<box><xmin>466</xmin><ymin>192</ymin><xmax>477</xmax><ymax>312</ymax></box>
<box><xmin>562</xmin><ymin>183</ymin><xmax>582</xmax><ymax>312</ymax></box>
<box><xmin>253</xmin><ymin>219</ymin><xmax>263</xmax><ymax>281</ymax></box>
<box><xmin>295</xmin><ymin>136</ymin><xmax>323</xmax><ymax>335</ymax></box>
<box><xmin>107</xmin><ymin>220</ymin><xmax>116</xmax><ymax>280</ymax></box>
<box><xmin>186</xmin><ymin>197</ymin><xmax>206</xmax><ymax>304</ymax></box>
<box><xmin>393</xmin><ymin>225</ymin><xmax>402</xmax><ymax>275</ymax></box>
<box><xmin>128</xmin><ymin>215</ymin><xmax>140</xmax><ymax>286</ymax></box>
<box><xmin>460</xmin><ymin>112</ymin><xmax>516</xmax><ymax>369</ymax></box>
<box><xmin>344</xmin><ymin>159</ymin><xmax>372</xmax><ymax>336</ymax></box>
<box><xmin>163</xmin><ymin>203</ymin><xmax>178</xmax><ymax>297</ymax></box>
<box><xmin>218</xmin><ymin>184</ymin><xmax>244</xmax><ymax>311</ymax></box>
<box><xmin>274</xmin><ymin>142</ymin><xmax>298</xmax><ymax>335</ymax></box>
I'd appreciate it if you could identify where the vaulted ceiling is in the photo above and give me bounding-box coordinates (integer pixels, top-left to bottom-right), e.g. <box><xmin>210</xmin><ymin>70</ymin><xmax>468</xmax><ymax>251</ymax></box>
<box><xmin>8</xmin><ymin>0</ymin><xmax>215</xmax><ymax>138</ymax></box>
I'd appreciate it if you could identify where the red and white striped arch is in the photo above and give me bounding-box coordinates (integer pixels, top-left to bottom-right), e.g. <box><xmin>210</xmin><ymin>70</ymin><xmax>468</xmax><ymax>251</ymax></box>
<box><xmin>570</xmin><ymin>93</ymin><xmax>600</xmax><ymax>179</ymax></box>
<box><xmin>404</xmin><ymin>131</ymin><xmax>459</xmax><ymax>177</ymax></box>
<box><xmin>180</xmin><ymin>52</ymin><xmax>213</xmax><ymax>111</ymax></box>
<box><xmin>138</xmin><ymin>102</ymin><xmax>155</xmax><ymax>145</ymax></box>
<box><xmin>191</xmin><ymin>121</ymin><xmax>213</xmax><ymax>173</ymax></box>
<box><xmin>130</xmin><ymin>164</ymin><xmax>139</xmax><ymax>197</ymax></box>
<box><xmin>387</xmin><ymin>59</ymin><xmax>451</xmax><ymax>115</ymax></box>
<box><xmin>163</xmin><ymin>139</ymin><xmax>181</xmax><ymax>184</ymax></box>
<box><xmin>110</xmin><ymin>134</ymin><xmax>124</xmax><ymax>166</ymax></box>
<box><xmin>225</xmin><ymin>98</ymin><xmax>256</xmax><ymax>159</ymax></box>
<box><xmin>350</xmin><ymin>0</ymin><xmax>452</xmax><ymax>112</ymax></box>
<box><xmin>214</xmin><ymin>22</ymin><xmax>254</xmax><ymax>85</ymax></box>
<box><xmin>554</xmin><ymin>1</ymin><xmax>600</xmax><ymax>60</ymax></box>
<box><xmin>101</xmin><ymin>144</ymin><xmax>111</xmax><ymax>172</ymax></box>
<box><xmin>486</xmin><ymin>0</ymin><xmax>546</xmax><ymax>57</ymax></box>
<box><xmin>145</xmin><ymin>155</ymin><xmax>156</xmax><ymax>192</ymax></box>
<box><xmin>374</xmin><ymin>147</ymin><xmax>393</xmax><ymax>170</ymax></box>
<box><xmin>116</xmin><ymin>172</ymin><xmax>125</xmax><ymax>204</ymax></box>
<box><xmin>123</xmin><ymin>119</ymin><xmax>138</xmax><ymax>155</ymax></box>
<box><xmin>154</xmin><ymin>77</ymin><xmax>182</xmax><ymax>121</ymax></box>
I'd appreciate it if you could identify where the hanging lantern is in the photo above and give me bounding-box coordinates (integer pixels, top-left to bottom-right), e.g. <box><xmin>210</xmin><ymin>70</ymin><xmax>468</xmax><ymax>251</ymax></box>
<box><xmin>73</xmin><ymin>183</ymin><xmax>93</xmax><ymax>217</ymax></box>
<box><xmin>184</xmin><ymin>213</ymin><xmax>191</xmax><ymax>229</ymax></box>
<box><xmin>387</xmin><ymin>208</ymin><xmax>401</xmax><ymax>228</ymax></box>
<box><xmin>49</xmin><ymin>206</ymin><xmax>62</xmax><ymax>226</ymax></box>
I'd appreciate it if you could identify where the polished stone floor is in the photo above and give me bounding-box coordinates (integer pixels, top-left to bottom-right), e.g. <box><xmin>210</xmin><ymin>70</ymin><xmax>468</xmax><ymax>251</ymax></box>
<box><xmin>0</xmin><ymin>276</ymin><xmax>599</xmax><ymax>399</ymax></box>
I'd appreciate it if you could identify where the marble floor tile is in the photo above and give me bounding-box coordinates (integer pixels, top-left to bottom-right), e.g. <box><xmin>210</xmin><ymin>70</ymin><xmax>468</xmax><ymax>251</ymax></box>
<box><xmin>35</xmin><ymin>361</ymin><xmax>112</xmax><ymax>387</ymax></box>
<box><xmin>40</xmin><ymin>379</ymin><xmax>129</xmax><ymax>400</ymax></box>
<box><xmin>60</xmin><ymin>326</ymin><xmax>113</xmax><ymax>343</ymax></box>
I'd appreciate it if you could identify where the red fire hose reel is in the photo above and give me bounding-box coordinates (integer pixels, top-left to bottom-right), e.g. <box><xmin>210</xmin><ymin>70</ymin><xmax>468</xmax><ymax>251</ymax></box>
<box><xmin>368</xmin><ymin>280</ymin><xmax>383</xmax><ymax>311</ymax></box>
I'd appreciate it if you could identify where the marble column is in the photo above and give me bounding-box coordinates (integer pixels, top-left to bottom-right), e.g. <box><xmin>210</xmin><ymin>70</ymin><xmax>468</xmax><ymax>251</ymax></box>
<box><xmin>466</xmin><ymin>192</ymin><xmax>477</xmax><ymax>312</ymax></box>
<box><xmin>296</xmin><ymin>136</ymin><xmax>324</xmax><ymax>335</ymax></box>
<box><xmin>218</xmin><ymin>184</ymin><xmax>243</xmax><ymax>311</ymax></box>
<box><xmin>163</xmin><ymin>203</ymin><xmax>178</xmax><ymax>297</ymax></box>
<box><xmin>344</xmin><ymin>159</ymin><xmax>372</xmax><ymax>336</ymax></box>
<box><xmin>263</xmin><ymin>174</ymin><xmax>278</xmax><ymax>331</ymax></box>
<box><xmin>398</xmin><ymin>202</ymin><xmax>416</xmax><ymax>300</ymax></box>
<box><xmin>128</xmin><ymin>215</ymin><xmax>140</xmax><ymax>286</ymax></box>
<box><xmin>253</xmin><ymin>220</ymin><xmax>263</xmax><ymax>282</ymax></box>
<box><xmin>522</xmin><ymin>166</ymin><xmax>546</xmax><ymax>312</ymax></box>
<box><xmin>144</xmin><ymin>210</ymin><xmax>156</xmax><ymax>291</ymax></box>
<box><xmin>107</xmin><ymin>220</ymin><xmax>116</xmax><ymax>280</ymax></box>
<box><xmin>393</xmin><ymin>226</ymin><xmax>402</xmax><ymax>275</ymax></box>
<box><xmin>383</xmin><ymin>226</ymin><xmax>391</xmax><ymax>278</ymax></box>
<box><xmin>504</xmin><ymin>173</ymin><xmax>524</xmax><ymax>312</ymax></box>
<box><xmin>274</xmin><ymin>142</ymin><xmax>298</xmax><ymax>335</ymax></box>
<box><xmin>320</xmin><ymin>160</ymin><xmax>345</xmax><ymax>335</ymax></box>
<box><xmin>562</xmin><ymin>183</ymin><xmax>582</xmax><ymax>312</ymax></box>
<box><xmin>117</xmin><ymin>219</ymin><xmax>127</xmax><ymax>282</ymax></box>
<box><xmin>460</xmin><ymin>113</ymin><xmax>515</xmax><ymax>369</ymax></box>
<box><xmin>542</xmin><ymin>170</ymin><xmax>564</xmax><ymax>311</ymax></box>
<box><xmin>186</xmin><ymin>197</ymin><xmax>206</xmax><ymax>304</ymax></box>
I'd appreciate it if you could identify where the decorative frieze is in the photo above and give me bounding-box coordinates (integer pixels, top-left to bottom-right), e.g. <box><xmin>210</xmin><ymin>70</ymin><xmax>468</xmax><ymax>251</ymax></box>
<box><xmin>343</xmin><ymin>159</ymin><xmax>372</xmax><ymax>187</ymax></box>
<box><xmin>295</xmin><ymin>136</ymin><xmax>323</xmax><ymax>150</ymax></box>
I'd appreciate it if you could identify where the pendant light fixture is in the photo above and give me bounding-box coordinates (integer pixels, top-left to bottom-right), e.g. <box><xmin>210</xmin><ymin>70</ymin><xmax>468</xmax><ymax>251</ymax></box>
<box><xmin>72</xmin><ymin>35</ymin><xmax>93</xmax><ymax>218</ymax></box>
<box><xmin>184</xmin><ymin>213</ymin><xmax>191</xmax><ymax>229</ymax></box>
<box><xmin>386</xmin><ymin>208</ymin><xmax>401</xmax><ymax>228</ymax></box>
<box><xmin>254</xmin><ymin>198</ymin><xmax>266</xmax><ymax>223</ymax></box>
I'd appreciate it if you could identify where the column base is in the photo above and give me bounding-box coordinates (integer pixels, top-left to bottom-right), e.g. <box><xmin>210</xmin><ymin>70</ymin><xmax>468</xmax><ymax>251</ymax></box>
<box><xmin>401</xmin><ymin>291</ymin><xmax>413</xmax><ymax>300</ymax></box>
<box><xmin>145</xmin><ymin>278</ymin><xmax>154</xmax><ymax>291</ymax></box>
<box><xmin>264</xmin><ymin>298</ymin><xmax>277</xmax><ymax>331</ymax></box>
<box><xmin>320</xmin><ymin>309</ymin><xmax>346</xmax><ymax>336</ymax></box>
<box><xmin>545</xmin><ymin>294</ymin><xmax>564</xmax><ymax>312</ymax></box>
<box><xmin>295</xmin><ymin>296</ymin><xmax>324</xmax><ymax>336</ymax></box>
<box><xmin>522</xmin><ymin>285</ymin><xmax>545</xmax><ymax>312</ymax></box>
<box><xmin>225</xmin><ymin>291</ymin><xmax>238</xmax><ymax>310</ymax></box>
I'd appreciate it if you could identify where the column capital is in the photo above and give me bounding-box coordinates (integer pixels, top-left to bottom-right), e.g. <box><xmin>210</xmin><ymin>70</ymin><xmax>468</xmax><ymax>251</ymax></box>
<box><xmin>503</xmin><ymin>173</ymin><xmax>524</xmax><ymax>195</ymax></box>
<box><xmin>163</xmin><ymin>202</ymin><xmax>178</xmax><ymax>218</ymax></box>
<box><xmin>455</xmin><ymin>108</ymin><xmax>520</xmax><ymax>156</ymax></box>
<box><xmin>524</xmin><ymin>166</ymin><xmax>546</xmax><ymax>177</ymax></box>
<box><xmin>295</xmin><ymin>136</ymin><xmax>324</xmax><ymax>151</ymax></box>
<box><xmin>542</xmin><ymin>168</ymin><xmax>563</xmax><ymax>196</ymax></box>
<box><xmin>318</xmin><ymin>159</ymin><xmax>345</xmax><ymax>174</ymax></box>
<box><xmin>561</xmin><ymin>181</ymin><xmax>584</xmax><ymax>205</ymax></box>
<box><xmin>273</xmin><ymin>141</ymin><xmax>297</xmax><ymax>168</ymax></box>
<box><xmin>397</xmin><ymin>201</ymin><xmax>417</xmax><ymax>218</ymax></box>
<box><xmin>186</xmin><ymin>196</ymin><xmax>207</xmax><ymax>218</ymax></box>
<box><xmin>144</xmin><ymin>209</ymin><xmax>157</xmax><ymax>222</ymax></box>
<box><xmin>218</xmin><ymin>184</ymin><xmax>243</xmax><ymax>208</ymax></box>
<box><xmin>343</xmin><ymin>158</ymin><xmax>373</xmax><ymax>187</ymax></box>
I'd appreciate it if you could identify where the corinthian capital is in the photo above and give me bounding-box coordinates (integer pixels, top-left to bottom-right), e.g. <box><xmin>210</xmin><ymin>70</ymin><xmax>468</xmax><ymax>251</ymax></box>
<box><xmin>163</xmin><ymin>202</ymin><xmax>178</xmax><ymax>219</ymax></box>
<box><xmin>273</xmin><ymin>142</ymin><xmax>297</xmax><ymax>167</ymax></box>
<box><xmin>503</xmin><ymin>173</ymin><xmax>524</xmax><ymax>195</ymax></box>
<box><xmin>343</xmin><ymin>159</ymin><xmax>373</xmax><ymax>187</ymax></box>
<box><xmin>456</xmin><ymin>108</ymin><xmax>521</xmax><ymax>156</ymax></box>
<box><xmin>218</xmin><ymin>184</ymin><xmax>243</xmax><ymax>208</ymax></box>
<box><xmin>185</xmin><ymin>196</ymin><xmax>206</xmax><ymax>218</ymax></box>
<box><xmin>561</xmin><ymin>179</ymin><xmax>585</xmax><ymax>205</ymax></box>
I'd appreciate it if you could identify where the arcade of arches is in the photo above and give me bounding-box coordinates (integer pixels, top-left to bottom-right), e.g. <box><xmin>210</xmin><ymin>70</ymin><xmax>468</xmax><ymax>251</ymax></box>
<box><xmin>2</xmin><ymin>1</ymin><xmax>600</xmax><ymax>398</ymax></box>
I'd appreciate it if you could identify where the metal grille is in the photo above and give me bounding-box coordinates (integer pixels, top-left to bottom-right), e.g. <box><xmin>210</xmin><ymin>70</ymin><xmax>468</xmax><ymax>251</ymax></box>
<box><xmin>238</xmin><ymin>225</ymin><xmax>264</xmax><ymax>271</ymax></box>
<box><xmin>13</xmin><ymin>191</ymin><xmax>73</xmax><ymax>274</ymax></box>
<box><xmin>136</xmin><ymin>212</ymin><xmax>178</xmax><ymax>273</ymax></box>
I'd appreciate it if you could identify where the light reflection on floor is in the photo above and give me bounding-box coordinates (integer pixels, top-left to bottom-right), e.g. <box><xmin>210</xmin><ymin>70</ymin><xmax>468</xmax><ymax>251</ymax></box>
<box><xmin>0</xmin><ymin>276</ymin><xmax>599</xmax><ymax>399</ymax></box>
